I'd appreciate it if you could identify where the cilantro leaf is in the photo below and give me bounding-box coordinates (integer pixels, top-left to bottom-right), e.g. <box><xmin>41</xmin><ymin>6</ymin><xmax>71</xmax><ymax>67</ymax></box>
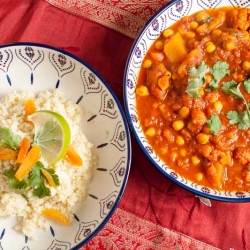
<box><xmin>221</xmin><ymin>81</ymin><xmax>244</xmax><ymax>99</ymax></box>
<box><xmin>4</xmin><ymin>169</ymin><xmax>28</xmax><ymax>190</ymax></box>
<box><xmin>29</xmin><ymin>162</ymin><xmax>43</xmax><ymax>188</ymax></box>
<box><xmin>243</xmin><ymin>78</ymin><xmax>250</xmax><ymax>93</ymax></box>
<box><xmin>227</xmin><ymin>110</ymin><xmax>250</xmax><ymax>130</ymax></box>
<box><xmin>0</xmin><ymin>128</ymin><xmax>21</xmax><ymax>150</ymax></box>
<box><xmin>33</xmin><ymin>177</ymin><xmax>51</xmax><ymax>198</ymax></box>
<box><xmin>206</xmin><ymin>115</ymin><xmax>222</xmax><ymax>135</ymax></box>
<box><xmin>186</xmin><ymin>78</ymin><xmax>203</xmax><ymax>99</ymax></box>
<box><xmin>186</xmin><ymin>61</ymin><xmax>210</xmax><ymax>98</ymax></box>
<box><xmin>210</xmin><ymin>61</ymin><xmax>230</xmax><ymax>82</ymax></box>
<box><xmin>188</xmin><ymin>61</ymin><xmax>210</xmax><ymax>79</ymax></box>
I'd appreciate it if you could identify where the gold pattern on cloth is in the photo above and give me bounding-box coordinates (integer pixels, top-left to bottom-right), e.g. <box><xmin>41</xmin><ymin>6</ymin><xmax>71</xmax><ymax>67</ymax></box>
<box><xmin>46</xmin><ymin>0</ymin><xmax>171</xmax><ymax>38</ymax></box>
<box><xmin>81</xmin><ymin>208</ymin><xmax>221</xmax><ymax>249</ymax></box>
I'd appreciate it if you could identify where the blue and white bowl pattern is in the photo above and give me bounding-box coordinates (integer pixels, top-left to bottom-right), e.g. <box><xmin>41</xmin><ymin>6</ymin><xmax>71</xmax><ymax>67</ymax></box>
<box><xmin>124</xmin><ymin>0</ymin><xmax>250</xmax><ymax>202</ymax></box>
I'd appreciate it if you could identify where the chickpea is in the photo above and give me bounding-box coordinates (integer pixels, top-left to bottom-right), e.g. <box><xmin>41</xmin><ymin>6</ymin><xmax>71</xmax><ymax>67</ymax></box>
<box><xmin>191</xmin><ymin>156</ymin><xmax>201</xmax><ymax>165</ymax></box>
<box><xmin>142</xmin><ymin>59</ymin><xmax>152</xmax><ymax>68</ymax></box>
<box><xmin>195</xmin><ymin>11</ymin><xmax>209</xmax><ymax>22</ymax></box>
<box><xmin>172</xmin><ymin>120</ymin><xmax>185</xmax><ymax>131</ymax></box>
<box><xmin>223</xmin><ymin>40</ymin><xmax>235</xmax><ymax>51</ymax></box>
<box><xmin>162</xmin><ymin>28</ymin><xmax>174</xmax><ymax>38</ymax></box>
<box><xmin>204</xmin><ymin>41</ymin><xmax>216</xmax><ymax>53</ymax></box>
<box><xmin>145</xmin><ymin>127</ymin><xmax>156</xmax><ymax>137</ymax></box>
<box><xmin>180</xmin><ymin>149</ymin><xmax>187</xmax><ymax>157</ymax></box>
<box><xmin>179</xmin><ymin>106</ymin><xmax>190</xmax><ymax>118</ymax></box>
<box><xmin>160</xmin><ymin>148</ymin><xmax>167</xmax><ymax>154</ymax></box>
<box><xmin>196</xmin><ymin>133</ymin><xmax>210</xmax><ymax>144</ymax></box>
<box><xmin>154</xmin><ymin>40</ymin><xmax>164</xmax><ymax>50</ymax></box>
<box><xmin>195</xmin><ymin>172</ymin><xmax>204</xmax><ymax>181</ymax></box>
<box><xmin>205</xmin><ymin>73</ymin><xmax>213</xmax><ymax>84</ymax></box>
<box><xmin>136</xmin><ymin>85</ymin><xmax>149</xmax><ymax>96</ymax></box>
<box><xmin>212</xmin><ymin>29</ymin><xmax>222</xmax><ymax>37</ymax></box>
<box><xmin>190</xmin><ymin>21</ymin><xmax>198</xmax><ymax>29</ymax></box>
<box><xmin>242</xmin><ymin>61</ymin><xmax>250</xmax><ymax>71</ymax></box>
<box><xmin>176</xmin><ymin>135</ymin><xmax>185</xmax><ymax>145</ymax></box>
<box><xmin>213</xmin><ymin>101</ymin><xmax>223</xmax><ymax>111</ymax></box>
<box><xmin>186</xmin><ymin>31</ymin><xmax>196</xmax><ymax>39</ymax></box>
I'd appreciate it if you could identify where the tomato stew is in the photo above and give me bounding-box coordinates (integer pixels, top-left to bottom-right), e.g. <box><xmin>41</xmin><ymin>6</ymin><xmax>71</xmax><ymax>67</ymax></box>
<box><xmin>136</xmin><ymin>7</ymin><xmax>250</xmax><ymax>191</ymax></box>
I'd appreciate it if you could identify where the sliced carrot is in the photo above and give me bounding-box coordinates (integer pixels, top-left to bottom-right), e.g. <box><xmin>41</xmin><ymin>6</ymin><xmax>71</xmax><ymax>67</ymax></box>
<box><xmin>41</xmin><ymin>168</ymin><xmax>57</xmax><ymax>188</ymax></box>
<box><xmin>41</xmin><ymin>208</ymin><xmax>70</xmax><ymax>226</ymax></box>
<box><xmin>15</xmin><ymin>145</ymin><xmax>41</xmax><ymax>181</ymax></box>
<box><xmin>0</xmin><ymin>147</ymin><xmax>17</xmax><ymax>160</ymax></box>
<box><xmin>24</xmin><ymin>99</ymin><xmax>36</xmax><ymax>117</ymax></box>
<box><xmin>65</xmin><ymin>147</ymin><xmax>83</xmax><ymax>166</ymax></box>
<box><xmin>17</xmin><ymin>137</ymin><xmax>31</xmax><ymax>163</ymax></box>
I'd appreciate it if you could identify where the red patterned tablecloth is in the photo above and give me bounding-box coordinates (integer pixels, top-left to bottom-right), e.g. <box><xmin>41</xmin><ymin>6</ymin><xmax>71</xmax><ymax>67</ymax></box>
<box><xmin>1</xmin><ymin>0</ymin><xmax>250</xmax><ymax>249</ymax></box>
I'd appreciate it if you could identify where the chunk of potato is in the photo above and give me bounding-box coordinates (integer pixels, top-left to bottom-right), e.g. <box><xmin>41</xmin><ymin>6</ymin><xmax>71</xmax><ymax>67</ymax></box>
<box><xmin>164</xmin><ymin>32</ymin><xmax>188</xmax><ymax>64</ymax></box>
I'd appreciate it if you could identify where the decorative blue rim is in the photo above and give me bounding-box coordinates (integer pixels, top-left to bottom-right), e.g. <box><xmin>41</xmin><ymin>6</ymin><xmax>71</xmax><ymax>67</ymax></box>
<box><xmin>0</xmin><ymin>42</ymin><xmax>132</xmax><ymax>248</ymax></box>
<box><xmin>123</xmin><ymin>0</ymin><xmax>250</xmax><ymax>203</ymax></box>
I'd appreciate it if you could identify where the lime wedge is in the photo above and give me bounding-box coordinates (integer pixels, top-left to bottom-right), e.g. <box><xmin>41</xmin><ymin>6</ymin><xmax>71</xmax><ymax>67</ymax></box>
<box><xmin>29</xmin><ymin>110</ymin><xmax>71</xmax><ymax>165</ymax></box>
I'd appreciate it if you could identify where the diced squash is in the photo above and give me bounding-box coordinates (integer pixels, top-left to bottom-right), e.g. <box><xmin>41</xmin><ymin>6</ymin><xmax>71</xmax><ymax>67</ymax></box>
<box><xmin>206</xmin><ymin>162</ymin><xmax>226</xmax><ymax>189</ymax></box>
<box><xmin>164</xmin><ymin>32</ymin><xmax>188</xmax><ymax>64</ymax></box>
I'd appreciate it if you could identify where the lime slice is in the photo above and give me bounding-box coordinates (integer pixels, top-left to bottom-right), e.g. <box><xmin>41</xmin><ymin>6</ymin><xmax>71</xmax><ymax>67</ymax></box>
<box><xmin>29</xmin><ymin>110</ymin><xmax>71</xmax><ymax>165</ymax></box>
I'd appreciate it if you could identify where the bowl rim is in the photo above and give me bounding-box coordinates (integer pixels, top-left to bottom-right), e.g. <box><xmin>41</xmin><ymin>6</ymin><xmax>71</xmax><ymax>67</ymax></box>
<box><xmin>0</xmin><ymin>41</ymin><xmax>132</xmax><ymax>248</ymax></box>
<box><xmin>123</xmin><ymin>0</ymin><xmax>250</xmax><ymax>203</ymax></box>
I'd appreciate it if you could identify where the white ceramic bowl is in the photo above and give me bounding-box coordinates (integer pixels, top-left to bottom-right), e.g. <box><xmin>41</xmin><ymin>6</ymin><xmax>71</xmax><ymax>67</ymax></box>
<box><xmin>124</xmin><ymin>0</ymin><xmax>250</xmax><ymax>202</ymax></box>
<box><xmin>0</xmin><ymin>43</ymin><xmax>131</xmax><ymax>249</ymax></box>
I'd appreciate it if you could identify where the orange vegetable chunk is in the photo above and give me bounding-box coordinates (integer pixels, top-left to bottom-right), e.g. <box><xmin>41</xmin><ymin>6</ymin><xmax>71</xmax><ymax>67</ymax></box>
<box><xmin>0</xmin><ymin>147</ymin><xmax>17</xmax><ymax>160</ymax></box>
<box><xmin>41</xmin><ymin>168</ymin><xmax>57</xmax><ymax>188</ymax></box>
<box><xmin>41</xmin><ymin>208</ymin><xmax>70</xmax><ymax>226</ymax></box>
<box><xmin>15</xmin><ymin>145</ymin><xmax>41</xmax><ymax>181</ymax></box>
<box><xmin>164</xmin><ymin>32</ymin><xmax>188</xmax><ymax>64</ymax></box>
<box><xmin>65</xmin><ymin>147</ymin><xmax>83</xmax><ymax>166</ymax></box>
<box><xmin>24</xmin><ymin>99</ymin><xmax>36</xmax><ymax>117</ymax></box>
<box><xmin>17</xmin><ymin>137</ymin><xmax>31</xmax><ymax>163</ymax></box>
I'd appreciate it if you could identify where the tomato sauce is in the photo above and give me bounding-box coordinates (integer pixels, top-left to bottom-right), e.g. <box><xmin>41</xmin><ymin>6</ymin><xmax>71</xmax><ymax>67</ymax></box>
<box><xmin>136</xmin><ymin>7</ymin><xmax>250</xmax><ymax>191</ymax></box>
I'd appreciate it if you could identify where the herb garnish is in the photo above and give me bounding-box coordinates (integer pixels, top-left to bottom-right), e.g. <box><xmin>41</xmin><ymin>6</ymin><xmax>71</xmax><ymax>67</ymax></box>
<box><xmin>186</xmin><ymin>61</ymin><xmax>210</xmax><ymax>98</ymax></box>
<box><xmin>4</xmin><ymin>161</ymin><xmax>60</xmax><ymax>199</ymax></box>
<box><xmin>206</xmin><ymin>115</ymin><xmax>222</xmax><ymax>135</ymax></box>
<box><xmin>207</xmin><ymin>61</ymin><xmax>230</xmax><ymax>91</ymax></box>
<box><xmin>0</xmin><ymin>128</ymin><xmax>21</xmax><ymax>150</ymax></box>
<box><xmin>222</xmin><ymin>81</ymin><xmax>250</xmax><ymax>130</ymax></box>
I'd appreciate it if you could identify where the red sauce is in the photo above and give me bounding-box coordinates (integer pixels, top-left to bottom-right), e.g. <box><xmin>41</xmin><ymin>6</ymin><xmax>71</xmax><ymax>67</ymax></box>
<box><xmin>136</xmin><ymin>7</ymin><xmax>250</xmax><ymax>191</ymax></box>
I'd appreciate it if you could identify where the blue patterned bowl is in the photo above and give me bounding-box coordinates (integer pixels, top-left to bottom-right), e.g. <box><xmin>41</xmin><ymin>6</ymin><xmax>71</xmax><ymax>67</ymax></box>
<box><xmin>0</xmin><ymin>43</ymin><xmax>131</xmax><ymax>249</ymax></box>
<box><xmin>124</xmin><ymin>0</ymin><xmax>250</xmax><ymax>202</ymax></box>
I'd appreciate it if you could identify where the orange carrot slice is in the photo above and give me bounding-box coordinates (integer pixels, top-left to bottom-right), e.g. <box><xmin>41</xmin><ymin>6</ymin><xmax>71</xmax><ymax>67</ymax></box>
<box><xmin>24</xmin><ymin>99</ymin><xmax>36</xmax><ymax>117</ymax></box>
<box><xmin>0</xmin><ymin>147</ymin><xmax>17</xmax><ymax>160</ymax></box>
<box><xmin>41</xmin><ymin>208</ymin><xmax>70</xmax><ymax>226</ymax></box>
<box><xmin>41</xmin><ymin>169</ymin><xmax>57</xmax><ymax>188</ymax></box>
<box><xmin>15</xmin><ymin>145</ymin><xmax>41</xmax><ymax>181</ymax></box>
<box><xmin>65</xmin><ymin>147</ymin><xmax>83</xmax><ymax>166</ymax></box>
<box><xmin>17</xmin><ymin>137</ymin><xmax>31</xmax><ymax>163</ymax></box>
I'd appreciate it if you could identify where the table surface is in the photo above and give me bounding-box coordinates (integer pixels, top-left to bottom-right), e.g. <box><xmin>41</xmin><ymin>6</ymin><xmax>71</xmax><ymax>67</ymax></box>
<box><xmin>1</xmin><ymin>0</ymin><xmax>250</xmax><ymax>249</ymax></box>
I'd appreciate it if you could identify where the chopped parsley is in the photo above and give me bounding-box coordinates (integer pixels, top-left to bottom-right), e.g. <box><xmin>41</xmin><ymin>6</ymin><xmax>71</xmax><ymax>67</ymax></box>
<box><xmin>206</xmin><ymin>115</ymin><xmax>222</xmax><ymax>135</ymax></box>
<box><xmin>226</xmin><ymin>110</ymin><xmax>250</xmax><ymax>130</ymax></box>
<box><xmin>243</xmin><ymin>78</ymin><xmax>250</xmax><ymax>93</ymax></box>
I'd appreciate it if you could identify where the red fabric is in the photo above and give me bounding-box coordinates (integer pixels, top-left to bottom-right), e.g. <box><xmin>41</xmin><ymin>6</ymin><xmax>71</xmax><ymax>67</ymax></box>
<box><xmin>0</xmin><ymin>0</ymin><xmax>249</xmax><ymax>249</ymax></box>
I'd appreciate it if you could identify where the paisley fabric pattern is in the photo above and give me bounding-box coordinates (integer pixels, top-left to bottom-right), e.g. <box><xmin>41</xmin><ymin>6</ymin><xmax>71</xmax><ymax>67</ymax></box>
<box><xmin>81</xmin><ymin>208</ymin><xmax>220</xmax><ymax>250</ymax></box>
<box><xmin>45</xmin><ymin>0</ymin><xmax>171</xmax><ymax>38</ymax></box>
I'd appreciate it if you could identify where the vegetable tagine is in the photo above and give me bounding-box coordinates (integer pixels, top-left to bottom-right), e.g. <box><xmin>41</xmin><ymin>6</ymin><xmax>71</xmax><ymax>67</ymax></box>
<box><xmin>136</xmin><ymin>6</ymin><xmax>250</xmax><ymax>191</ymax></box>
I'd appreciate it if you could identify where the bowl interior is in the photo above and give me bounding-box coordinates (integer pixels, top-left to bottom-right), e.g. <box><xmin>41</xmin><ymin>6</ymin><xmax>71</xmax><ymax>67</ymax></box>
<box><xmin>124</xmin><ymin>0</ymin><xmax>250</xmax><ymax>202</ymax></box>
